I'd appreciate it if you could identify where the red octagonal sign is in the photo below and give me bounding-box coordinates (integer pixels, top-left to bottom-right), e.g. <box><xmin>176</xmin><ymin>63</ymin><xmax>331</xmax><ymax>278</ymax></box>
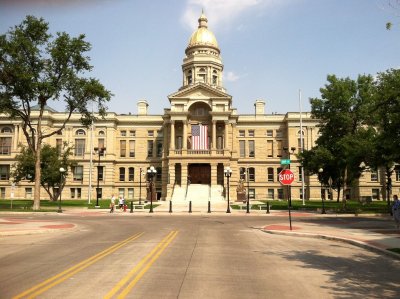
<box><xmin>279</xmin><ymin>169</ymin><xmax>295</xmax><ymax>185</ymax></box>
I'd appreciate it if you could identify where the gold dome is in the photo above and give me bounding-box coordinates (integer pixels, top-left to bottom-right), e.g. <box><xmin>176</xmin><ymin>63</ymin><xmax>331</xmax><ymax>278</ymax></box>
<box><xmin>187</xmin><ymin>12</ymin><xmax>219</xmax><ymax>51</ymax></box>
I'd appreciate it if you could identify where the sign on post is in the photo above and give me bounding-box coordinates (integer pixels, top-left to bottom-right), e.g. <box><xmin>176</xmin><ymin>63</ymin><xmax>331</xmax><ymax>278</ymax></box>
<box><xmin>280</xmin><ymin>159</ymin><xmax>291</xmax><ymax>165</ymax></box>
<box><xmin>278</xmin><ymin>169</ymin><xmax>295</xmax><ymax>185</ymax></box>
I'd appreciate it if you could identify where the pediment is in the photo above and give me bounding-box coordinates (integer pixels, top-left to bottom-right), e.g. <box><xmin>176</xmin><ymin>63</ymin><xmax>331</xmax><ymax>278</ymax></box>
<box><xmin>168</xmin><ymin>83</ymin><xmax>231</xmax><ymax>101</ymax></box>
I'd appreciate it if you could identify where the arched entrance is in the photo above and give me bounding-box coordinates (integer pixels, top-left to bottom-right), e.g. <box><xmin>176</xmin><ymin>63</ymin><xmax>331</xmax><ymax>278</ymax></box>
<box><xmin>188</xmin><ymin>164</ymin><xmax>211</xmax><ymax>184</ymax></box>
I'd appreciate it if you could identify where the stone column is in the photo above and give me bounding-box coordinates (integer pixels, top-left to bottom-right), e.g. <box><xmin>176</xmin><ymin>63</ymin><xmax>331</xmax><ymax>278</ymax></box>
<box><xmin>212</xmin><ymin>121</ymin><xmax>216</xmax><ymax>150</ymax></box>
<box><xmin>183</xmin><ymin>120</ymin><xmax>187</xmax><ymax>150</ymax></box>
<box><xmin>224</xmin><ymin>121</ymin><xmax>229</xmax><ymax>151</ymax></box>
<box><xmin>163</xmin><ymin>123</ymin><xmax>168</xmax><ymax>158</ymax></box>
<box><xmin>170</xmin><ymin>121</ymin><xmax>175</xmax><ymax>150</ymax></box>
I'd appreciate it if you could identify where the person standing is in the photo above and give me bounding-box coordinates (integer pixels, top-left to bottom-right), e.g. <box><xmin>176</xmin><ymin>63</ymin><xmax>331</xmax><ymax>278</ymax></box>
<box><xmin>110</xmin><ymin>194</ymin><xmax>116</xmax><ymax>213</ymax></box>
<box><xmin>118</xmin><ymin>195</ymin><xmax>124</xmax><ymax>211</ymax></box>
<box><xmin>392</xmin><ymin>195</ymin><xmax>400</xmax><ymax>229</ymax></box>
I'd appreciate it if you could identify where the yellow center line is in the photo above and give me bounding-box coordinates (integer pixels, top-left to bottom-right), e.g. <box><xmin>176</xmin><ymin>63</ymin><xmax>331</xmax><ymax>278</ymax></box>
<box><xmin>105</xmin><ymin>231</ymin><xmax>179</xmax><ymax>299</ymax></box>
<box><xmin>13</xmin><ymin>232</ymin><xmax>144</xmax><ymax>299</ymax></box>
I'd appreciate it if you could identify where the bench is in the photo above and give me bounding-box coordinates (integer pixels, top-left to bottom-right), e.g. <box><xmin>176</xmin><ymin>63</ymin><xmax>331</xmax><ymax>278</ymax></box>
<box><xmin>132</xmin><ymin>204</ymin><xmax>145</xmax><ymax>210</ymax></box>
<box><xmin>258</xmin><ymin>204</ymin><xmax>272</xmax><ymax>211</ymax></box>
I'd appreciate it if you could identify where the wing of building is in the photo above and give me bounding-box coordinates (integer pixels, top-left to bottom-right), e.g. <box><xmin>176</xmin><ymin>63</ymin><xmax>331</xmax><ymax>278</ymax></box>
<box><xmin>0</xmin><ymin>12</ymin><xmax>398</xmax><ymax>203</ymax></box>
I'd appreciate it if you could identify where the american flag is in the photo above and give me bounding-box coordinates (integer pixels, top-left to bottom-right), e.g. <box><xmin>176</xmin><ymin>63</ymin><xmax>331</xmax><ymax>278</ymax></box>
<box><xmin>191</xmin><ymin>124</ymin><xmax>208</xmax><ymax>150</ymax></box>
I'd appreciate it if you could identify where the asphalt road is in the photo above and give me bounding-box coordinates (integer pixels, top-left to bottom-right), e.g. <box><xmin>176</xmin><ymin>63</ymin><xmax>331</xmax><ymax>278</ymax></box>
<box><xmin>1</xmin><ymin>214</ymin><xmax>399</xmax><ymax>299</ymax></box>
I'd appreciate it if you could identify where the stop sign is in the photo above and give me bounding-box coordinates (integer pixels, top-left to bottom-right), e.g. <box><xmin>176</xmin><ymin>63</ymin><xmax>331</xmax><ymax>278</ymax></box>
<box><xmin>279</xmin><ymin>169</ymin><xmax>295</xmax><ymax>185</ymax></box>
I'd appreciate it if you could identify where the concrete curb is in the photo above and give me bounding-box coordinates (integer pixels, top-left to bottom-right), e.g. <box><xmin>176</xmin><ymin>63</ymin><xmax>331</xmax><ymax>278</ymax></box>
<box><xmin>261</xmin><ymin>229</ymin><xmax>400</xmax><ymax>261</ymax></box>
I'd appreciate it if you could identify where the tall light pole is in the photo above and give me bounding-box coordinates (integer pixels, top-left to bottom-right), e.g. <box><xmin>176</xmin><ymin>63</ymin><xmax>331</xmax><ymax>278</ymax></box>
<box><xmin>58</xmin><ymin>167</ymin><xmax>66</xmax><ymax>213</ymax></box>
<box><xmin>318</xmin><ymin>167</ymin><xmax>326</xmax><ymax>214</ymax></box>
<box><xmin>246</xmin><ymin>167</ymin><xmax>250</xmax><ymax>214</ymax></box>
<box><xmin>94</xmin><ymin>147</ymin><xmax>106</xmax><ymax>208</ymax></box>
<box><xmin>283</xmin><ymin>146</ymin><xmax>296</xmax><ymax>211</ymax></box>
<box><xmin>147</xmin><ymin>166</ymin><xmax>157</xmax><ymax>213</ymax></box>
<box><xmin>224</xmin><ymin>167</ymin><xmax>232</xmax><ymax>213</ymax></box>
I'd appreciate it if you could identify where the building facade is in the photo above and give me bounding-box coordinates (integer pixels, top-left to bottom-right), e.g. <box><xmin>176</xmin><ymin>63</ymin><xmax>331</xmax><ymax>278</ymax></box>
<box><xmin>1</xmin><ymin>13</ymin><xmax>399</xmax><ymax>202</ymax></box>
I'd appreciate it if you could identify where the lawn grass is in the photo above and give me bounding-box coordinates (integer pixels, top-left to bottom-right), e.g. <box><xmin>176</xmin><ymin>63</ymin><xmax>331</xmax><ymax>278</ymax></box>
<box><xmin>0</xmin><ymin>199</ymin><xmax>154</xmax><ymax>211</ymax></box>
<box><xmin>232</xmin><ymin>199</ymin><xmax>390</xmax><ymax>214</ymax></box>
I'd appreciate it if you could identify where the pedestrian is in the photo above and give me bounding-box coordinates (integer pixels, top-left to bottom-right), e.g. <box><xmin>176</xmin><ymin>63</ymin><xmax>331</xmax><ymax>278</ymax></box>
<box><xmin>392</xmin><ymin>194</ymin><xmax>400</xmax><ymax>229</ymax></box>
<box><xmin>118</xmin><ymin>195</ymin><xmax>125</xmax><ymax>210</ymax></box>
<box><xmin>110</xmin><ymin>194</ymin><xmax>115</xmax><ymax>213</ymax></box>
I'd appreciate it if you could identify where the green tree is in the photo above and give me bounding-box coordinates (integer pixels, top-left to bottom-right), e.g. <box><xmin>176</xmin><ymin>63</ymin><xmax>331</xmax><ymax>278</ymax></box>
<box><xmin>307</xmin><ymin>74</ymin><xmax>375</xmax><ymax>206</ymax></box>
<box><xmin>12</xmin><ymin>143</ymin><xmax>76</xmax><ymax>202</ymax></box>
<box><xmin>0</xmin><ymin>16</ymin><xmax>111</xmax><ymax>209</ymax></box>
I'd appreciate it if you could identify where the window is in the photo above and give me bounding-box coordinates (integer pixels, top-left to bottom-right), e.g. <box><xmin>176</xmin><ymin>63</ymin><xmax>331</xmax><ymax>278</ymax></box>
<box><xmin>148</xmin><ymin>130</ymin><xmax>154</xmax><ymax>137</ymax></box>
<box><xmin>276</xmin><ymin>167</ymin><xmax>283</xmax><ymax>181</ymax></box>
<box><xmin>129</xmin><ymin>140</ymin><xmax>135</xmax><ymax>157</ymax></box>
<box><xmin>1</xmin><ymin>127</ymin><xmax>12</xmax><ymax>133</ymax></box>
<box><xmin>128</xmin><ymin>167</ymin><xmax>134</xmax><ymax>181</ymax></box>
<box><xmin>240</xmin><ymin>167</ymin><xmax>246</xmax><ymax>180</ymax></box>
<box><xmin>248</xmin><ymin>130</ymin><xmax>254</xmax><ymax>137</ymax></box>
<box><xmin>396</xmin><ymin>166</ymin><xmax>400</xmax><ymax>182</ymax></box>
<box><xmin>276</xmin><ymin>130</ymin><xmax>283</xmax><ymax>138</ymax></box>
<box><xmin>156</xmin><ymin>167</ymin><xmax>162</xmax><ymax>181</ymax></box>
<box><xmin>56</xmin><ymin>139</ymin><xmax>62</xmax><ymax>154</ymax></box>
<box><xmin>239</xmin><ymin>141</ymin><xmax>246</xmax><ymax>157</ymax></box>
<box><xmin>370</xmin><ymin>170</ymin><xmax>378</xmax><ymax>182</ymax></box>
<box><xmin>248</xmin><ymin>167</ymin><xmax>255</xmax><ymax>182</ymax></box>
<box><xmin>74</xmin><ymin>139</ymin><xmax>85</xmax><ymax>156</ymax></box>
<box><xmin>278</xmin><ymin>188</ymin><xmax>284</xmax><ymax>199</ymax></box>
<box><xmin>120</xmin><ymin>140</ymin><xmax>126</xmax><ymax>157</ymax></box>
<box><xmin>248</xmin><ymin>189</ymin><xmax>255</xmax><ymax>199</ymax></box>
<box><xmin>298</xmin><ymin>166</ymin><xmax>303</xmax><ymax>182</ymax></box>
<box><xmin>147</xmin><ymin>140</ymin><xmax>153</xmax><ymax>157</ymax></box>
<box><xmin>0</xmin><ymin>137</ymin><xmax>12</xmax><ymax>155</ymax></box>
<box><xmin>212</xmin><ymin>70</ymin><xmax>218</xmax><ymax>85</ymax></box>
<box><xmin>267</xmin><ymin>189</ymin><xmax>274</xmax><ymax>199</ymax></box>
<box><xmin>157</xmin><ymin>142</ymin><xmax>163</xmax><ymax>157</ymax></box>
<box><xmin>266</xmin><ymin>130</ymin><xmax>273</xmax><ymax>137</ymax></box>
<box><xmin>187</xmin><ymin>70</ymin><xmax>193</xmax><ymax>84</ymax></box>
<box><xmin>0</xmin><ymin>187</ymin><xmax>5</xmax><ymax>199</ymax></box>
<box><xmin>267</xmin><ymin>167</ymin><xmax>274</xmax><ymax>182</ymax></box>
<box><xmin>73</xmin><ymin>166</ymin><xmax>83</xmax><ymax>181</ymax></box>
<box><xmin>118</xmin><ymin>188</ymin><xmax>125</xmax><ymax>198</ymax></box>
<box><xmin>249</xmin><ymin>140</ymin><xmax>255</xmax><ymax>158</ymax></box>
<box><xmin>70</xmin><ymin>188</ymin><xmax>82</xmax><ymax>199</ymax></box>
<box><xmin>98</xmin><ymin>166</ymin><xmax>104</xmax><ymax>181</ymax></box>
<box><xmin>177</xmin><ymin>136</ymin><xmax>182</xmax><ymax>150</ymax></box>
<box><xmin>121</xmin><ymin>130</ymin><xmax>127</xmax><ymax>137</ymax></box>
<box><xmin>372</xmin><ymin>188</ymin><xmax>380</xmax><ymax>200</ymax></box>
<box><xmin>25</xmin><ymin>188</ymin><xmax>32</xmax><ymax>199</ymax></box>
<box><xmin>76</xmin><ymin>129</ymin><xmax>86</xmax><ymax>136</ymax></box>
<box><xmin>239</xmin><ymin>130</ymin><xmax>245</xmax><ymax>137</ymax></box>
<box><xmin>128</xmin><ymin>188</ymin><xmax>134</xmax><ymax>199</ymax></box>
<box><xmin>267</xmin><ymin>140</ymin><xmax>273</xmax><ymax>157</ymax></box>
<box><xmin>0</xmin><ymin>165</ymin><xmax>10</xmax><ymax>180</ymax></box>
<box><xmin>98</xmin><ymin>130</ymin><xmax>105</xmax><ymax>136</ymax></box>
<box><xmin>129</xmin><ymin>130</ymin><xmax>136</xmax><ymax>137</ymax></box>
<box><xmin>119</xmin><ymin>168</ymin><xmax>125</xmax><ymax>181</ymax></box>
<box><xmin>277</xmin><ymin>140</ymin><xmax>283</xmax><ymax>157</ymax></box>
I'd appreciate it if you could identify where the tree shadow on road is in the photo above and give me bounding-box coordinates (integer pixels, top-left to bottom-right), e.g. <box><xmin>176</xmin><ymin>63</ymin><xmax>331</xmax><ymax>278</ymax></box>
<box><xmin>272</xmin><ymin>244</ymin><xmax>400</xmax><ymax>298</ymax></box>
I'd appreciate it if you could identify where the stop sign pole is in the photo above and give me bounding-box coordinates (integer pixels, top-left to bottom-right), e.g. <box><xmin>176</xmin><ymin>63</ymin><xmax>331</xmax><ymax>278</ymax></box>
<box><xmin>279</xmin><ymin>169</ymin><xmax>295</xmax><ymax>230</ymax></box>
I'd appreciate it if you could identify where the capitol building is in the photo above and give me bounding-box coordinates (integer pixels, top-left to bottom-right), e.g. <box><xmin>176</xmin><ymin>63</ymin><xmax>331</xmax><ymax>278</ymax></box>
<box><xmin>0</xmin><ymin>13</ymin><xmax>397</xmax><ymax>203</ymax></box>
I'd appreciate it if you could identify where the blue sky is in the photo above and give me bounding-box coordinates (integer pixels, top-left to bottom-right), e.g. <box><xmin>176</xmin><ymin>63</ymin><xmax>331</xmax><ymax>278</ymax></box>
<box><xmin>1</xmin><ymin>0</ymin><xmax>399</xmax><ymax>115</ymax></box>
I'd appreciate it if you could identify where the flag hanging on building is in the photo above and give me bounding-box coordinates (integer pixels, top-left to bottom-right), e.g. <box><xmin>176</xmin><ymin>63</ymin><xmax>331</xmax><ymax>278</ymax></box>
<box><xmin>191</xmin><ymin>124</ymin><xmax>208</xmax><ymax>150</ymax></box>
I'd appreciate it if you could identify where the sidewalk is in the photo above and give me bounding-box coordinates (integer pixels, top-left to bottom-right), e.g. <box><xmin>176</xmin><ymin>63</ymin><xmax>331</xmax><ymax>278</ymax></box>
<box><xmin>262</xmin><ymin>212</ymin><xmax>400</xmax><ymax>260</ymax></box>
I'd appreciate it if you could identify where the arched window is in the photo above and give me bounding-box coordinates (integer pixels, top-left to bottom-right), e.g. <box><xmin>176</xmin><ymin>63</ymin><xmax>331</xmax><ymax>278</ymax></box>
<box><xmin>198</xmin><ymin>67</ymin><xmax>206</xmax><ymax>83</ymax></box>
<box><xmin>187</xmin><ymin>70</ymin><xmax>192</xmax><ymax>84</ymax></box>
<box><xmin>98</xmin><ymin>130</ymin><xmax>105</xmax><ymax>136</ymax></box>
<box><xmin>128</xmin><ymin>167</ymin><xmax>134</xmax><ymax>181</ymax></box>
<box><xmin>1</xmin><ymin>127</ymin><xmax>12</xmax><ymax>134</ymax></box>
<box><xmin>212</xmin><ymin>70</ymin><xmax>218</xmax><ymax>85</ymax></box>
<box><xmin>76</xmin><ymin>129</ymin><xmax>86</xmax><ymax>136</ymax></box>
<box><xmin>119</xmin><ymin>167</ymin><xmax>125</xmax><ymax>181</ymax></box>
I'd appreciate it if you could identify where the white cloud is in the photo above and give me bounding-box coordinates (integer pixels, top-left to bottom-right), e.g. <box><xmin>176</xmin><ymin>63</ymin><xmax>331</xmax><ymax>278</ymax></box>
<box><xmin>224</xmin><ymin>71</ymin><xmax>240</xmax><ymax>82</ymax></box>
<box><xmin>181</xmin><ymin>0</ymin><xmax>289</xmax><ymax>31</ymax></box>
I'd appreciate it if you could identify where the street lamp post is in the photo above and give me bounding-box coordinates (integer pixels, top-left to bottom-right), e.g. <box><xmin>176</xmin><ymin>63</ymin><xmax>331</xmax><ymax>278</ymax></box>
<box><xmin>318</xmin><ymin>167</ymin><xmax>326</xmax><ymax>214</ymax></box>
<box><xmin>224</xmin><ymin>167</ymin><xmax>232</xmax><ymax>213</ymax></box>
<box><xmin>139</xmin><ymin>167</ymin><xmax>143</xmax><ymax>205</ymax></box>
<box><xmin>58</xmin><ymin>167</ymin><xmax>66</xmax><ymax>213</ymax></box>
<box><xmin>94</xmin><ymin>147</ymin><xmax>106</xmax><ymax>208</ymax></box>
<box><xmin>147</xmin><ymin>166</ymin><xmax>157</xmax><ymax>213</ymax></box>
<box><xmin>246</xmin><ymin>167</ymin><xmax>250</xmax><ymax>214</ymax></box>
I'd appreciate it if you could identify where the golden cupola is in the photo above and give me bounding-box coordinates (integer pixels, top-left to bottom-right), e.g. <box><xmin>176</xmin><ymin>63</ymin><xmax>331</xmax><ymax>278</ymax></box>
<box><xmin>182</xmin><ymin>12</ymin><xmax>224</xmax><ymax>91</ymax></box>
<box><xmin>186</xmin><ymin>12</ymin><xmax>220</xmax><ymax>53</ymax></box>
